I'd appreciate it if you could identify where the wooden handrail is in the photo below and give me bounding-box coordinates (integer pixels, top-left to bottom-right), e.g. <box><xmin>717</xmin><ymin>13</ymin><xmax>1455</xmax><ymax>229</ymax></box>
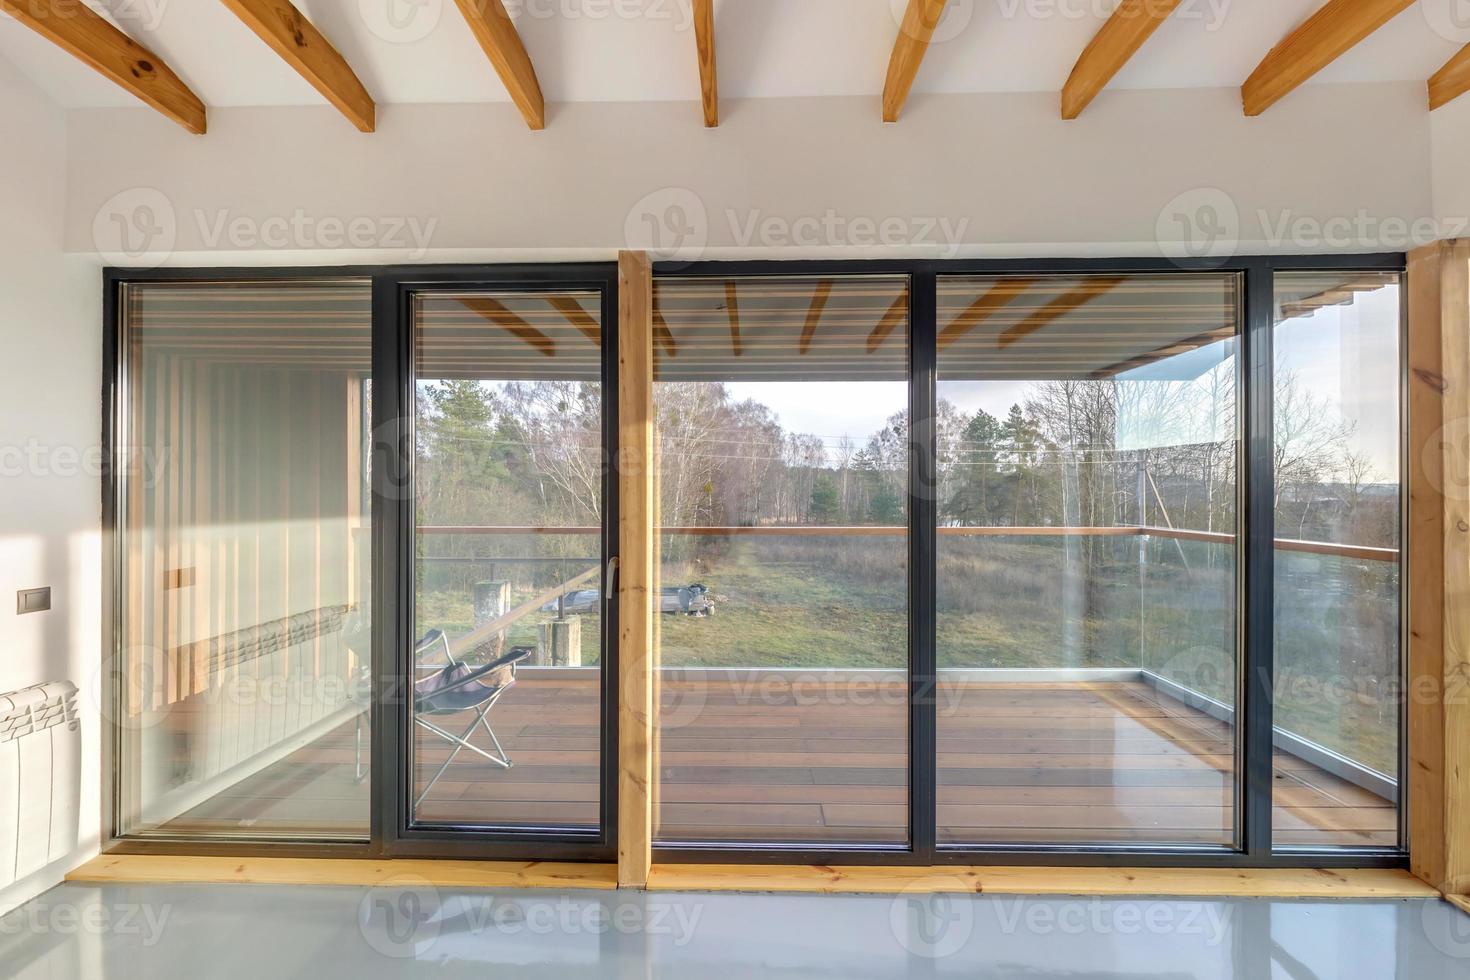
<box><xmin>415</xmin><ymin>524</ymin><xmax>1399</xmax><ymax>562</ymax></box>
<box><xmin>446</xmin><ymin>564</ymin><xmax>599</xmax><ymax>659</ymax></box>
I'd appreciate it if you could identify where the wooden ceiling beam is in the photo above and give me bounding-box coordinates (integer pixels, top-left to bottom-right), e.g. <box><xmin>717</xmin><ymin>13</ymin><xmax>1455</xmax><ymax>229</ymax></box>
<box><xmin>1429</xmin><ymin>43</ymin><xmax>1470</xmax><ymax>110</ymax></box>
<box><xmin>882</xmin><ymin>0</ymin><xmax>949</xmax><ymax>122</ymax></box>
<box><xmin>0</xmin><ymin>0</ymin><xmax>205</xmax><ymax>133</ymax></box>
<box><xmin>452</xmin><ymin>0</ymin><xmax>546</xmax><ymax>130</ymax></box>
<box><xmin>1062</xmin><ymin>0</ymin><xmax>1182</xmax><ymax>119</ymax></box>
<box><xmin>221</xmin><ymin>0</ymin><xmax>375</xmax><ymax>132</ymax></box>
<box><xmin>1241</xmin><ymin>0</ymin><xmax>1414</xmax><ymax>116</ymax></box>
<box><xmin>693</xmin><ymin>0</ymin><xmax>717</xmax><ymax>127</ymax></box>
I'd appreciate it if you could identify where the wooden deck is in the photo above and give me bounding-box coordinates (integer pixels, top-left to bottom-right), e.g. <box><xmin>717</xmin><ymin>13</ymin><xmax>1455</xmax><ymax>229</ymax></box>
<box><xmin>168</xmin><ymin>674</ymin><xmax>1396</xmax><ymax>849</ymax></box>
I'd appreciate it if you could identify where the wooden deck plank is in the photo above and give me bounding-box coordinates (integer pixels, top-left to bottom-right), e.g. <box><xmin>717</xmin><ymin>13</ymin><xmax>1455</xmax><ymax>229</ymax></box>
<box><xmin>155</xmin><ymin>675</ymin><xmax>1396</xmax><ymax>849</ymax></box>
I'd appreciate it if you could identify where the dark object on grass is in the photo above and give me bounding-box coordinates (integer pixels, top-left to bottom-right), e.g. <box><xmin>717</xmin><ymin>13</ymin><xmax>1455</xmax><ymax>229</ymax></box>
<box><xmin>541</xmin><ymin>583</ymin><xmax>714</xmax><ymax>617</ymax></box>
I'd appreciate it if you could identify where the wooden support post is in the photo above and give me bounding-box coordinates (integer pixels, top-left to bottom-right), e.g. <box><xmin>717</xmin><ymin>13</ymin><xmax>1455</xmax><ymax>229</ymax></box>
<box><xmin>617</xmin><ymin>250</ymin><xmax>655</xmax><ymax>888</ymax></box>
<box><xmin>473</xmin><ymin>580</ymin><xmax>510</xmax><ymax>660</ymax></box>
<box><xmin>1407</xmin><ymin>239</ymin><xmax>1470</xmax><ymax>897</ymax></box>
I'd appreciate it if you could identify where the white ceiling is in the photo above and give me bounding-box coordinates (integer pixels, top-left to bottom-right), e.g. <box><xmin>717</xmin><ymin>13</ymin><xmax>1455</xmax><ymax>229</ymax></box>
<box><xmin>1</xmin><ymin>0</ymin><xmax>1466</xmax><ymax>112</ymax></box>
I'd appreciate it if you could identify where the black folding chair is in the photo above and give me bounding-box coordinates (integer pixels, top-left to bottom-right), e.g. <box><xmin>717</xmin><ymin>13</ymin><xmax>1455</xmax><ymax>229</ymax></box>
<box><xmin>412</xmin><ymin>629</ymin><xmax>532</xmax><ymax>809</ymax></box>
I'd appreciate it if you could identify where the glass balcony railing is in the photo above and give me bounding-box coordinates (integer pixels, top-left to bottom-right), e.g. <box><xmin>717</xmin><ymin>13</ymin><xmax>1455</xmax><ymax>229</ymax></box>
<box><xmin>415</xmin><ymin>523</ymin><xmax>1397</xmax><ymax>772</ymax></box>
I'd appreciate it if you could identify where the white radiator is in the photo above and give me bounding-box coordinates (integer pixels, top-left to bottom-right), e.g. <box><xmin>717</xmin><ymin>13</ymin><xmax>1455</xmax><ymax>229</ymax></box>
<box><xmin>0</xmin><ymin>681</ymin><xmax>80</xmax><ymax>889</ymax></box>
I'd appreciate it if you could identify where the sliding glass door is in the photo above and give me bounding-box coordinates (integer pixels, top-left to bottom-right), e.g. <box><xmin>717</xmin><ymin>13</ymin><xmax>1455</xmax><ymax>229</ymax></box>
<box><xmin>406</xmin><ymin>280</ymin><xmax>615</xmax><ymax>840</ymax></box>
<box><xmin>107</xmin><ymin>258</ymin><xmax>1406</xmax><ymax>863</ymax></box>
<box><xmin>650</xmin><ymin>274</ymin><xmax>913</xmax><ymax>848</ymax></box>
<box><xmin>933</xmin><ymin>273</ymin><xmax>1242</xmax><ymax>848</ymax></box>
<box><xmin>113</xmin><ymin>279</ymin><xmax>374</xmax><ymax>841</ymax></box>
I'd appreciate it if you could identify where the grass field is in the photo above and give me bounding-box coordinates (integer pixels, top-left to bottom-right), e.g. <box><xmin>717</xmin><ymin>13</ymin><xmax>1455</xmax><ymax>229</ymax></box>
<box><xmin>416</xmin><ymin>533</ymin><xmax>1400</xmax><ymax>774</ymax></box>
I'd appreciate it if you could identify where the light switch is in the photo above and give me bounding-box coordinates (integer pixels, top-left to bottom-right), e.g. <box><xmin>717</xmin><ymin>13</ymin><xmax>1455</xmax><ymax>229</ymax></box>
<box><xmin>17</xmin><ymin>587</ymin><xmax>50</xmax><ymax>614</ymax></box>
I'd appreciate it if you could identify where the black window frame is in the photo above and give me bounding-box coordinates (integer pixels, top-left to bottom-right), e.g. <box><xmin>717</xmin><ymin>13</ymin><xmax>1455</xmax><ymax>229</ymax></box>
<box><xmin>100</xmin><ymin>254</ymin><xmax>1407</xmax><ymax>869</ymax></box>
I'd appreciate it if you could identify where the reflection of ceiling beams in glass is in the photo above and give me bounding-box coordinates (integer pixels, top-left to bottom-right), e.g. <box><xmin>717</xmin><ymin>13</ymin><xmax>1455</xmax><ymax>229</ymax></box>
<box><xmin>654</xmin><ymin>310</ymin><xmax>678</xmax><ymax>357</ymax></box>
<box><xmin>997</xmin><ymin>277</ymin><xmax>1126</xmax><ymax>349</ymax></box>
<box><xmin>548</xmin><ymin>296</ymin><xmax>601</xmax><ymax>344</ymax></box>
<box><xmin>866</xmin><ymin>296</ymin><xmax>909</xmax><ymax>353</ymax></box>
<box><xmin>458</xmin><ymin>296</ymin><xmax>556</xmax><ymax>357</ymax></box>
<box><xmin>725</xmin><ymin>282</ymin><xmax>742</xmax><ymax>356</ymax></box>
<box><xmin>800</xmin><ymin>280</ymin><xmax>833</xmax><ymax>355</ymax></box>
<box><xmin>937</xmin><ymin>277</ymin><xmax>1036</xmax><ymax>351</ymax></box>
<box><xmin>1107</xmin><ymin>336</ymin><xmax>1235</xmax><ymax>383</ymax></box>
<box><xmin>1275</xmin><ymin>278</ymin><xmax>1392</xmax><ymax>323</ymax></box>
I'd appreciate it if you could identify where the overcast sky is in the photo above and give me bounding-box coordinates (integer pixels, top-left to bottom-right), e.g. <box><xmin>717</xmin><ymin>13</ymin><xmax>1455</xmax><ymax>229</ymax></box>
<box><xmin>724</xmin><ymin>284</ymin><xmax>1401</xmax><ymax>481</ymax></box>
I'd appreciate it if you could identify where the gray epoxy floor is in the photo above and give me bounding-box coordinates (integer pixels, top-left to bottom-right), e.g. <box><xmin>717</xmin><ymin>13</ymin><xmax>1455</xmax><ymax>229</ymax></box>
<box><xmin>3</xmin><ymin>881</ymin><xmax>1470</xmax><ymax>979</ymax></box>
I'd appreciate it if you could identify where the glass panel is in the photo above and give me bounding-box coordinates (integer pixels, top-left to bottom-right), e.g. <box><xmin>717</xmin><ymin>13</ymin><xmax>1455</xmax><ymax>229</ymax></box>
<box><xmin>652</xmin><ymin>275</ymin><xmax>910</xmax><ymax>846</ymax></box>
<box><xmin>116</xmin><ymin>280</ymin><xmax>372</xmax><ymax>840</ymax></box>
<box><xmin>935</xmin><ymin>273</ymin><xmax>1240</xmax><ymax>847</ymax></box>
<box><xmin>411</xmin><ymin>289</ymin><xmax>604</xmax><ymax>832</ymax></box>
<box><xmin>1272</xmin><ymin>271</ymin><xmax>1402</xmax><ymax>849</ymax></box>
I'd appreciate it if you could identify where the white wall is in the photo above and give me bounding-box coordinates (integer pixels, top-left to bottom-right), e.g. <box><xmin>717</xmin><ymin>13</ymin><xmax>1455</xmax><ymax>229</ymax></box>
<box><xmin>65</xmin><ymin>82</ymin><xmax>1437</xmax><ymax>264</ymax></box>
<box><xmin>0</xmin><ymin>54</ymin><xmax>102</xmax><ymax>915</ymax></box>
<box><xmin>1431</xmin><ymin>92</ymin><xmax>1470</xmax><ymax>224</ymax></box>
